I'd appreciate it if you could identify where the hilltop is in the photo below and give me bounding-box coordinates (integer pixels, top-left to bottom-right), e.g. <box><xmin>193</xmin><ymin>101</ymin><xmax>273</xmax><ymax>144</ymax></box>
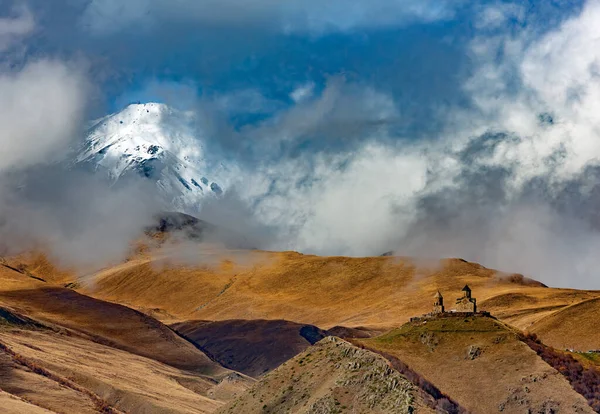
<box><xmin>73</xmin><ymin>247</ymin><xmax>599</xmax><ymax>333</ymax></box>
<box><xmin>218</xmin><ymin>336</ymin><xmax>442</xmax><ymax>414</ymax></box>
<box><xmin>359</xmin><ymin>314</ymin><xmax>594</xmax><ymax>413</ymax></box>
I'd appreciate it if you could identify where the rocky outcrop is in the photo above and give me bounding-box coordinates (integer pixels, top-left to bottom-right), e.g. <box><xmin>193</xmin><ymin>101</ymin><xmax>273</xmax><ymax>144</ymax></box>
<box><xmin>218</xmin><ymin>336</ymin><xmax>433</xmax><ymax>413</ymax></box>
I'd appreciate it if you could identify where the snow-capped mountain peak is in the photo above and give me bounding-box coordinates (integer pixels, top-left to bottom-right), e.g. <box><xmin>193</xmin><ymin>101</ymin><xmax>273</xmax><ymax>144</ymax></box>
<box><xmin>78</xmin><ymin>103</ymin><xmax>228</xmax><ymax>211</ymax></box>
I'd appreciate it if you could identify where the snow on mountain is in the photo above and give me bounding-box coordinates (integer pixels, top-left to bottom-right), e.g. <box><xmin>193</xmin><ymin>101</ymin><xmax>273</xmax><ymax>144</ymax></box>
<box><xmin>78</xmin><ymin>103</ymin><xmax>230</xmax><ymax>212</ymax></box>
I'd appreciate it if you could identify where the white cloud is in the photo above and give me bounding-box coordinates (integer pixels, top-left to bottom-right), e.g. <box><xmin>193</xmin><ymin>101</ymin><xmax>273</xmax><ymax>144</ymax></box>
<box><xmin>8</xmin><ymin>0</ymin><xmax>600</xmax><ymax>288</ymax></box>
<box><xmin>200</xmin><ymin>1</ymin><xmax>600</xmax><ymax>288</ymax></box>
<box><xmin>0</xmin><ymin>4</ymin><xmax>34</xmax><ymax>51</ymax></box>
<box><xmin>81</xmin><ymin>0</ymin><xmax>460</xmax><ymax>35</ymax></box>
<box><xmin>0</xmin><ymin>16</ymin><xmax>163</xmax><ymax>270</ymax></box>
<box><xmin>462</xmin><ymin>1</ymin><xmax>600</xmax><ymax>185</ymax></box>
<box><xmin>475</xmin><ymin>2</ymin><xmax>524</xmax><ymax>30</ymax></box>
<box><xmin>0</xmin><ymin>60</ymin><xmax>87</xmax><ymax>172</ymax></box>
<box><xmin>290</xmin><ymin>82</ymin><xmax>315</xmax><ymax>103</ymax></box>
<box><xmin>225</xmin><ymin>141</ymin><xmax>429</xmax><ymax>255</ymax></box>
<box><xmin>245</xmin><ymin>79</ymin><xmax>399</xmax><ymax>149</ymax></box>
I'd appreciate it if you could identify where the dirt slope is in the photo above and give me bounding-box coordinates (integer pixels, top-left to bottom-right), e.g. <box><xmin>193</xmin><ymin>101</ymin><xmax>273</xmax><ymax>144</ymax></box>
<box><xmin>172</xmin><ymin>319</ymin><xmax>327</xmax><ymax>377</ymax></box>
<box><xmin>218</xmin><ymin>336</ymin><xmax>437</xmax><ymax>414</ymax></box>
<box><xmin>360</xmin><ymin>315</ymin><xmax>594</xmax><ymax>413</ymax></box>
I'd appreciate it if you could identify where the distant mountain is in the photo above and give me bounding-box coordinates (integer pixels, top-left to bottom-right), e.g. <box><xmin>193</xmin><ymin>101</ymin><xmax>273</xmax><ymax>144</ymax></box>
<box><xmin>77</xmin><ymin>103</ymin><xmax>231</xmax><ymax>212</ymax></box>
<box><xmin>148</xmin><ymin>211</ymin><xmax>257</xmax><ymax>249</ymax></box>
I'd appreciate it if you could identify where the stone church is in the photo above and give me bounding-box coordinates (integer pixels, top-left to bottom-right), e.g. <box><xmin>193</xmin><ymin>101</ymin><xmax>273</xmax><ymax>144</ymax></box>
<box><xmin>455</xmin><ymin>285</ymin><xmax>477</xmax><ymax>313</ymax></box>
<box><xmin>430</xmin><ymin>285</ymin><xmax>477</xmax><ymax>314</ymax></box>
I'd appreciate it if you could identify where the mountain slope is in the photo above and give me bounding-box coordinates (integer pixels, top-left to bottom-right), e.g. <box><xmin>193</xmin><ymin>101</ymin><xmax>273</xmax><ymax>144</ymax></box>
<box><xmin>81</xmin><ymin>249</ymin><xmax>600</xmax><ymax>332</ymax></box>
<box><xmin>171</xmin><ymin>319</ymin><xmax>328</xmax><ymax>377</ymax></box>
<box><xmin>0</xmin><ymin>327</ymin><xmax>246</xmax><ymax>414</ymax></box>
<box><xmin>0</xmin><ymin>259</ymin><xmax>252</xmax><ymax>413</ymax></box>
<box><xmin>0</xmin><ymin>286</ymin><xmax>228</xmax><ymax>375</ymax></box>
<box><xmin>78</xmin><ymin>103</ymin><xmax>231</xmax><ymax>211</ymax></box>
<box><xmin>360</xmin><ymin>315</ymin><xmax>594</xmax><ymax>413</ymax></box>
<box><xmin>4</xmin><ymin>248</ymin><xmax>600</xmax><ymax>412</ymax></box>
<box><xmin>218</xmin><ymin>336</ymin><xmax>440</xmax><ymax>414</ymax></box>
<box><xmin>527</xmin><ymin>297</ymin><xmax>600</xmax><ymax>351</ymax></box>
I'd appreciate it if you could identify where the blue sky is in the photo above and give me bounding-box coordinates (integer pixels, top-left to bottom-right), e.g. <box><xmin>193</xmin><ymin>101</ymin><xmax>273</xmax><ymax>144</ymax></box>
<box><xmin>12</xmin><ymin>0</ymin><xmax>583</xmax><ymax>131</ymax></box>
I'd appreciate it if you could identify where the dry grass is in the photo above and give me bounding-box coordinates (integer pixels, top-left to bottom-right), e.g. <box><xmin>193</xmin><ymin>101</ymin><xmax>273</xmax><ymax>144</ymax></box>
<box><xmin>0</xmin><ymin>340</ymin><xmax>120</xmax><ymax>413</ymax></box>
<box><xmin>0</xmin><ymin>329</ymin><xmax>252</xmax><ymax>413</ymax></box>
<box><xmin>360</xmin><ymin>316</ymin><xmax>594</xmax><ymax>413</ymax></box>
<box><xmin>171</xmin><ymin>319</ymin><xmax>328</xmax><ymax>377</ymax></box>
<box><xmin>73</xmin><ymin>248</ymin><xmax>600</xmax><ymax>334</ymax></box>
<box><xmin>0</xmin><ymin>391</ymin><xmax>55</xmax><ymax>414</ymax></box>
<box><xmin>0</xmin><ymin>256</ymin><xmax>251</xmax><ymax>413</ymax></box>
<box><xmin>0</xmin><ymin>287</ymin><xmax>229</xmax><ymax>376</ymax></box>
<box><xmin>527</xmin><ymin>298</ymin><xmax>600</xmax><ymax>351</ymax></box>
<box><xmin>219</xmin><ymin>336</ymin><xmax>436</xmax><ymax>414</ymax></box>
<box><xmin>3</xmin><ymin>252</ymin><xmax>76</xmax><ymax>285</ymax></box>
<box><xmin>4</xmin><ymin>246</ymin><xmax>600</xmax><ymax>413</ymax></box>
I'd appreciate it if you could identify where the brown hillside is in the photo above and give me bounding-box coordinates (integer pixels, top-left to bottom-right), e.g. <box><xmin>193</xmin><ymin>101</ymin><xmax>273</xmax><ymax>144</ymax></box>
<box><xmin>360</xmin><ymin>315</ymin><xmax>594</xmax><ymax>413</ymax></box>
<box><xmin>1</xmin><ymin>253</ymin><xmax>78</xmax><ymax>285</ymax></box>
<box><xmin>0</xmin><ymin>265</ymin><xmax>253</xmax><ymax>413</ymax></box>
<box><xmin>171</xmin><ymin>319</ymin><xmax>327</xmax><ymax>377</ymax></box>
<box><xmin>218</xmin><ymin>336</ymin><xmax>438</xmax><ymax>414</ymax></box>
<box><xmin>0</xmin><ymin>391</ymin><xmax>56</xmax><ymax>414</ymax></box>
<box><xmin>0</xmin><ymin>328</ymin><xmax>251</xmax><ymax>413</ymax></box>
<box><xmin>78</xmin><ymin>248</ymin><xmax>600</xmax><ymax>332</ymax></box>
<box><xmin>528</xmin><ymin>297</ymin><xmax>600</xmax><ymax>351</ymax></box>
<box><xmin>0</xmin><ymin>286</ymin><xmax>228</xmax><ymax>376</ymax></box>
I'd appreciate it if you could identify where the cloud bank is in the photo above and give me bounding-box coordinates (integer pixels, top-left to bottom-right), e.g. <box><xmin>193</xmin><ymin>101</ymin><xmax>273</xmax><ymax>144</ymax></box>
<box><xmin>0</xmin><ymin>4</ymin><xmax>33</xmax><ymax>51</ymax></box>
<box><xmin>0</xmin><ymin>60</ymin><xmax>87</xmax><ymax>172</ymax></box>
<box><xmin>195</xmin><ymin>1</ymin><xmax>600</xmax><ymax>289</ymax></box>
<box><xmin>0</xmin><ymin>7</ymin><xmax>163</xmax><ymax>270</ymax></box>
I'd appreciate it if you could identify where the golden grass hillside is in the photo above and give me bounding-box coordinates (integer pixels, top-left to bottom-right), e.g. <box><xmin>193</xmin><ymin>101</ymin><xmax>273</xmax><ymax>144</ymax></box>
<box><xmin>0</xmin><ymin>261</ymin><xmax>253</xmax><ymax>413</ymax></box>
<box><xmin>527</xmin><ymin>297</ymin><xmax>600</xmax><ymax>351</ymax></box>
<box><xmin>4</xmin><ymin>245</ymin><xmax>600</xmax><ymax>412</ymax></box>
<box><xmin>66</xmin><ymin>247</ymin><xmax>600</xmax><ymax>336</ymax></box>
<box><xmin>0</xmin><ymin>327</ymin><xmax>250</xmax><ymax>413</ymax></box>
<box><xmin>0</xmin><ymin>284</ymin><xmax>228</xmax><ymax>376</ymax></box>
<box><xmin>359</xmin><ymin>315</ymin><xmax>594</xmax><ymax>413</ymax></box>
